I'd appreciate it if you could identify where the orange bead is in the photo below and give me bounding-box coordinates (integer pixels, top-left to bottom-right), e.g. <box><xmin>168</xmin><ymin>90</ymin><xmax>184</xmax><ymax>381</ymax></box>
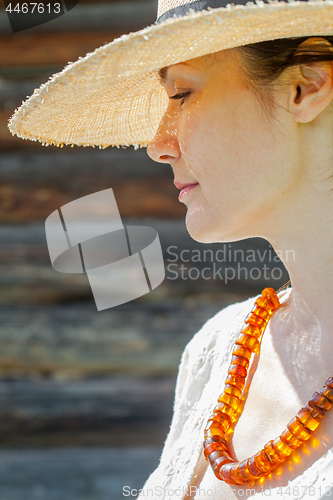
<box><xmin>218</xmin><ymin>393</ymin><xmax>240</xmax><ymax>411</ymax></box>
<box><xmin>296</xmin><ymin>408</ymin><xmax>320</xmax><ymax>432</ymax></box>
<box><xmin>228</xmin><ymin>364</ymin><xmax>247</xmax><ymax>378</ymax></box>
<box><xmin>204</xmin><ymin>422</ymin><xmax>227</xmax><ymax>440</ymax></box>
<box><xmin>254</xmin><ymin>450</ymin><xmax>275</xmax><ymax>473</ymax></box>
<box><xmin>280</xmin><ymin>428</ymin><xmax>303</xmax><ymax>450</ymax></box>
<box><xmin>210</xmin><ymin>412</ymin><xmax>231</xmax><ymax>430</ymax></box>
<box><xmin>204</xmin><ymin>435</ymin><xmax>227</xmax><ymax>447</ymax></box>
<box><xmin>230</xmin><ymin>462</ymin><xmax>247</xmax><ymax>485</ymax></box>
<box><xmin>287</xmin><ymin>417</ymin><xmax>312</xmax><ymax>442</ymax></box>
<box><xmin>325</xmin><ymin>377</ymin><xmax>333</xmax><ymax>388</ymax></box>
<box><xmin>272</xmin><ymin>436</ymin><xmax>292</xmax><ymax>458</ymax></box>
<box><xmin>214</xmin><ymin>402</ymin><xmax>235</xmax><ymax>420</ymax></box>
<box><xmin>309</xmin><ymin>391</ymin><xmax>332</xmax><ymax>411</ymax></box>
<box><xmin>242</xmin><ymin>324</ymin><xmax>262</xmax><ymax>340</ymax></box>
<box><xmin>225</xmin><ymin>374</ymin><xmax>246</xmax><ymax>391</ymax></box>
<box><xmin>261</xmin><ymin>287</ymin><xmax>280</xmax><ymax>308</ymax></box>
<box><xmin>212</xmin><ymin>454</ymin><xmax>234</xmax><ymax>476</ymax></box>
<box><xmin>255</xmin><ymin>296</ymin><xmax>275</xmax><ymax>314</ymax></box>
<box><xmin>251</xmin><ymin>305</ymin><xmax>271</xmax><ymax>322</ymax></box>
<box><xmin>231</xmin><ymin>354</ymin><xmax>250</xmax><ymax>370</ymax></box>
<box><xmin>245</xmin><ymin>313</ymin><xmax>267</xmax><ymax>330</ymax></box>
<box><xmin>218</xmin><ymin>463</ymin><xmax>239</xmax><ymax>485</ymax></box>
<box><xmin>208</xmin><ymin>450</ymin><xmax>232</xmax><ymax>468</ymax></box>
<box><xmin>247</xmin><ymin>456</ymin><xmax>263</xmax><ymax>477</ymax></box>
<box><xmin>224</xmin><ymin>384</ymin><xmax>242</xmax><ymax>399</ymax></box>
<box><xmin>236</xmin><ymin>333</ymin><xmax>260</xmax><ymax>354</ymax></box>
<box><xmin>303</xmin><ymin>403</ymin><xmax>325</xmax><ymax>419</ymax></box>
<box><xmin>232</xmin><ymin>344</ymin><xmax>252</xmax><ymax>360</ymax></box>
<box><xmin>237</xmin><ymin>459</ymin><xmax>258</xmax><ymax>482</ymax></box>
<box><xmin>320</xmin><ymin>385</ymin><xmax>333</xmax><ymax>404</ymax></box>
<box><xmin>263</xmin><ymin>440</ymin><xmax>285</xmax><ymax>465</ymax></box>
<box><xmin>204</xmin><ymin>441</ymin><xmax>228</xmax><ymax>460</ymax></box>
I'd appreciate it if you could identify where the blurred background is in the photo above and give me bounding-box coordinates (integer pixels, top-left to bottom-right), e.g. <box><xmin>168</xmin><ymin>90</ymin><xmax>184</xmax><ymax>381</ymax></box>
<box><xmin>0</xmin><ymin>1</ymin><xmax>289</xmax><ymax>499</ymax></box>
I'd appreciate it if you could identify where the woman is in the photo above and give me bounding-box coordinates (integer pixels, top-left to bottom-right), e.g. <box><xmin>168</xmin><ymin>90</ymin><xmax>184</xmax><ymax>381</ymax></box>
<box><xmin>8</xmin><ymin>1</ymin><xmax>333</xmax><ymax>498</ymax></box>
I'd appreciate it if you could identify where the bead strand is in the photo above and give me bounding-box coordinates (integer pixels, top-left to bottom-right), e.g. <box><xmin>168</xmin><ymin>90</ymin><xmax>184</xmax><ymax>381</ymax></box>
<box><xmin>203</xmin><ymin>287</ymin><xmax>333</xmax><ymax>485</ymax></box>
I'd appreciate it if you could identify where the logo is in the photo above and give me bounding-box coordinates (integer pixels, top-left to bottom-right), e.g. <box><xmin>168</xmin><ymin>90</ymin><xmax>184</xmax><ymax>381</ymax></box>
<box><xmin>45</xmin><ymin>189</ymin><xmax>165</xmax><ymax>311</ymax></box>
<box><xmin>4</xmin><ymin>1</ymin><xmax>80</xmax><ymax>33</ymax></box>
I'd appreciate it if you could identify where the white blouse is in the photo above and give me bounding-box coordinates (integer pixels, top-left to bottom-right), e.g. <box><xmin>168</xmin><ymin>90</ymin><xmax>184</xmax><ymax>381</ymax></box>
<box><xmin>138</xmin><ymin>290</ymin><xmax>333</xmax><ymax>500</ymax></box>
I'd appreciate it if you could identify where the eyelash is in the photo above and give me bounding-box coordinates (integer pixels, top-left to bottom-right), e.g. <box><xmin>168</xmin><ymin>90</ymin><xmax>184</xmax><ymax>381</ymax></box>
<box><xmin>170</xmin><ymin>91</ymin><xmax>191</xmax><ymax>105</ymax></box>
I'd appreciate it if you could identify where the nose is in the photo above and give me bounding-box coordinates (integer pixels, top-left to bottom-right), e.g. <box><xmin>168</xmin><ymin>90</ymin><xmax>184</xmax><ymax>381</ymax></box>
<box><xmin>147</xmin><ymin>109</ymin><xmax>181</xmax><ymax>164</ymax></box>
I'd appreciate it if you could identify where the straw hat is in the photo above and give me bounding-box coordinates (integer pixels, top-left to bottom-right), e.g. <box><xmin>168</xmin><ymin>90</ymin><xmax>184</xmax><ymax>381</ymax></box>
<box><xmin>8</xmin><ymin>0</ymin><xmax>333</xmax><ymax>149</ymax></box>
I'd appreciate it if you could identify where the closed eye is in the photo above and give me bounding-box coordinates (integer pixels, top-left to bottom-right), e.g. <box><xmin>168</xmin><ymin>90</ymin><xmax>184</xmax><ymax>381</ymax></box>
<box><xmin>170</xmin><ymin>91</ymin><xmax>191</xmax><ymax>105</ymax></box>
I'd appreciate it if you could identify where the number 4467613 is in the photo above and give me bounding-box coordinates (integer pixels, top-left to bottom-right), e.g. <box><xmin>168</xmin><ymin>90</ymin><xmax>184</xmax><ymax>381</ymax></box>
<box><xmin>5</xmin><ymin>3</ymin><xmax>61</xmax><ymax>14</ymax></box>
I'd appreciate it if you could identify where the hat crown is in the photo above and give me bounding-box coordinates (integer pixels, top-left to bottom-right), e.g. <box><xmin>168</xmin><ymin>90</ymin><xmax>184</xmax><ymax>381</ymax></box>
<box><xmin>157</xmin><ymin>0</ymin><xmax>192</xmax><ymax>18</ymax></box>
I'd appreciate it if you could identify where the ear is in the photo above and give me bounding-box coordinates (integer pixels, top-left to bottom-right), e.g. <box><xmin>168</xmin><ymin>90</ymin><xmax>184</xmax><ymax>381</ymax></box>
<box><xmin>288</xmin><ymin>38</ymin><xmax>333</xmax><ymax>123</ymax></box>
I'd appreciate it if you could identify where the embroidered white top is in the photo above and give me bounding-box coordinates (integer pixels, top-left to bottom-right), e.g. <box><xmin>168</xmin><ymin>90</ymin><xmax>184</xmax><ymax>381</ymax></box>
<box><xmin>138</xmin><ymin>289</ymin><xmax>333</xmax><ymax>500</ymax></box>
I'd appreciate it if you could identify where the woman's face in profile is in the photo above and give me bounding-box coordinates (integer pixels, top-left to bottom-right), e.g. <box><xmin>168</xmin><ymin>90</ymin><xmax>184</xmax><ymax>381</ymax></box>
<box><xmin>147</xmin><ymin>49</ymin><xmax>298</xmax><ymax>244</ymax></box>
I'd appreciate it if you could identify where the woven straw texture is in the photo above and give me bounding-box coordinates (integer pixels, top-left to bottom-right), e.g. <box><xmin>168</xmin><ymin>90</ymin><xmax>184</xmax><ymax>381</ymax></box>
<box><xmin>8</xmin><ymin>1</ymin><xmax>333</xmax><ymax>148</ymax></box>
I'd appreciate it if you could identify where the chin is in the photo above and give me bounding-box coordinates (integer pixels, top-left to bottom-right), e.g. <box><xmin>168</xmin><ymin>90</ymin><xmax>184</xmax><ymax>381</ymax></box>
<box><xmin>185</xmin><ymin>214</ymin><xmax>248</xmax><ymax>244</ymax></box>
<box><xmin>185</xmin><ymin>215</ymin><xmax>220</xmax><ymax>244</ymax></box>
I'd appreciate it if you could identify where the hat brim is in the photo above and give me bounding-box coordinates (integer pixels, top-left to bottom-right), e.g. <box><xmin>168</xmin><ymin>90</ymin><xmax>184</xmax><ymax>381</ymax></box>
<box><xmin>8</xmin><ymin>1</ymin><xmax>333</xmax><ymax>148</ymax></box>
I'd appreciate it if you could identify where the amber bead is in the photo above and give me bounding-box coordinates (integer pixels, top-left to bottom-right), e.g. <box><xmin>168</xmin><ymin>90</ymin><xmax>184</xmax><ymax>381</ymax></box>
<box><xmin>304</xmin><ymin>403</ymin><xmax>325</xmax><ymax>419</ymax></box>
<box><xmin>245</xmin><ymin>313</ymin><xmax>267</xmax><ymax>330</ymax></box>
<box><xmin>261</xmin><ymin>287</ymin><xmax>280</xmax><ymax>308</ymax></box>
<box><xmin>204</xmin><ymin>441</ymin><xmax>228</xmax><ymax>460</ymax></box>
<box><xmin>231</xmin><ymin>354</ymin><xmax>250</xmax><ymax>370</ymax></box>
<box><xmin>232</xmin><ymin>344</ymin><xmax>252</xmax><ymax>360</ymax></box>
<box><xmin>209</xmin><ymin>414</ymin><xmax>231</xmax><ymax>433</ymax></box>
<box><xmin>225</xmin><ymin>374</ymin><xmax>246</xmax><ymax>391</ymax></box>
<box><xmin>264</xmin><ymin>440</ymin><xmax>285</xmax><ymax>465</ymax></box>
<box><xmin>208</xmin><ymin>450</ymin><xmax>232</xmax><ymax>468</ymax></box>
<box><xmin>320</xmin><ymin>385</ymin><xmax>333</xmax><ymax>403</ymax></box>
<box><xmin>228</xmin><ymin>364</ymin><xmax>247</xmax><ymax>379</ymax></box>
<box><xmin>224</xmin><ymin>384</ymin><xmax>243</xmax><ymax>399</ymax></box>
<box><xmin>236</xmin><ymin>333</ymin><xmax>260</xmax><ymax>354</ymax></box>
<box><xmin>237</xmin><ymin>459</ymin><xmax>258</xmax><ymax>482</ymax></box>
<box><xmin>255</xmin><ymin>296</ymin><xmax>275</xmax><ymax>314</ymax></box>
<box><xmin>325</xmin><ymin>377</ymin><xmax>333</xmax><ymax>388</ymax></box>
<box><xmin>272</xmin><ymin>436</ymin><xmax>292</xmax><ymax>458</ymax></box>
<box><xmin>230</xmin><ymin>462</ymin><xmax>248</xmax><ymax>485</ymax></box>
<box><xmin>287</xmin><ymin>417</ymin><xmax>311</xmax><ymax>442</ymax></box>
<box><xmin>218</xmin><ymin>393</ymin><xmax>240</xmax><ymax>411</ymax></box>
<box><xmin>247</xmin><ymin>456</ymin><xmax>262</xmax><ymax>477</ymax></box>
<box><xmin>214</xmin><ymin>402</ymin><xmax>235</xmax><ymax>420</ymax></box>
<box><xmin>218</xmin><ymin>463</ymin><xmax>239</xmax><ymax>484</ymax></box>
<box><xmin>309</xmin><ymin>391</ymin><xmax>332</xmax><ymax>411</ymax></box>
<box><xmin>253</xmin><ymin>450</ymin><xmax>274</xmax><ymax>473</ymax></box>
<box><xmin>296</xmin><ymin>408</ymin><xmax>320</xmax><ymax>432</ymax></box>
<box><xmin>212</xmin><ymin>455</ymin><xmax>234</xmax><ymax>475</ymax></box>
<box><xmin>280</xmin><ymin>428</ymin><xmax>303</xmax><ymax>450</ymax></box>
<box><xmin>204</xmin><ymin>422</ymin><xmax>227</xmax><ymax>440</ymax></box>
<box><xmin>251</xmin><ymin>306</ymin><xmax>271</xmax><ymax>322</ymax></box>
<box><xmin>204</xmin><ymin>435</ymin><xmax>227</xmax><ymax>447</ymax></box>
<box><xmin>242</xmin><ymin>324</ymin><xmax>263</xmax><ymax>340</ymax></box>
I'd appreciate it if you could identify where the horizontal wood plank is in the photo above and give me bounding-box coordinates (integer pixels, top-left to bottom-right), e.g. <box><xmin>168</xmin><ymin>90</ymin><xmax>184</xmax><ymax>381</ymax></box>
<box><xmin>0</xmin><ymin>299</ymin><xmax>226</xmax><ymax>377</ymax></box>
<box><xmin>0</xmin><ymin>447</ymin><xmax>161</xmax><ymax>498</ymax></box>
<box><xmin>0</xmin><ymin>146</ymin><xmax>183</xmax><ymax>220</ymax></box>
<box><xmin>0</xmin><ymin>32</ymin><xmax>124</xmax><ymax>67</ymax></box>
<box><xmin>0</xmin><ymin>221</ymin><xmax>289</xmax><ymax>305</ymax></box>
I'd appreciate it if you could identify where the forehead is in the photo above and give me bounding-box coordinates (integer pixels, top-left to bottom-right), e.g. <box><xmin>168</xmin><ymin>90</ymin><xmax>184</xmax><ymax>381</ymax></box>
<box><xmin>158</xmin><ymin>51</ymin><xmax>231</xmax><ymax>83</ymax></box>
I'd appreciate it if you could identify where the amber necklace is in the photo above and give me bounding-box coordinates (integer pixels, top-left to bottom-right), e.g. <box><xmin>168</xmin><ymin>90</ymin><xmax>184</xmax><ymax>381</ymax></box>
<box><xmin>203</xmin><ymin>286</ymin><xmax>333</xmax><ymax>485</ymax></box>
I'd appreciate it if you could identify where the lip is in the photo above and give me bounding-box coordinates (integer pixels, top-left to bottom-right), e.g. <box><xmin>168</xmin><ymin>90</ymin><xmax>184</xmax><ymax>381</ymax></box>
<box><xmin>174</xmin><ymin>181</ymin><xmax>199</xmax><ymax>200</ymax></box>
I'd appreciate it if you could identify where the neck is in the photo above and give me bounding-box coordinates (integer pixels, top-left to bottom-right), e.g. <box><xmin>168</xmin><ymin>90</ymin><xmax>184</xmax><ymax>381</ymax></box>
<box><xmin>262</xmin><ymin>177</ymin><xmax>333</xmax><ymax>395</ymax></box>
